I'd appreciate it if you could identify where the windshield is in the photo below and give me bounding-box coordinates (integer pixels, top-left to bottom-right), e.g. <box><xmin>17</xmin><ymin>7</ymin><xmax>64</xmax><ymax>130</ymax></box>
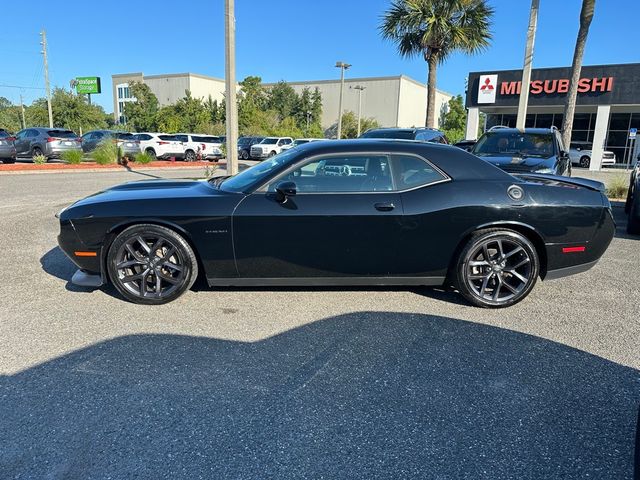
<box><xmin>360</xmin><ymin>129</ymin><xmax>416</xmax><ymax>140</ymax></box>
<box><xmin>260</xmin><ymin>138</ymin><xmax>278</xmax><ymax>145</ymax></box>
<box><xmin>293</xmin><ymin>139</ymin><xmax>310</xmax><ymax>146</ymax></box>
<box><xmin>472</xmin><ymin>132</ymin><xmax>555</xmax><ymax>158</ymax></box>
<box><xmin>217</xmin><ymin>149</ymin><xmax>299</xmax><ymax>193</ymax></box>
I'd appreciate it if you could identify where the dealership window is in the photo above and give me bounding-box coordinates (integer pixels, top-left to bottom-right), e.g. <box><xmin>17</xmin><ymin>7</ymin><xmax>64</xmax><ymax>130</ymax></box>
<box><xmin>606</xmin><ymin>113</ymin><xmax>633</xmax><ymax>163</ymax></box>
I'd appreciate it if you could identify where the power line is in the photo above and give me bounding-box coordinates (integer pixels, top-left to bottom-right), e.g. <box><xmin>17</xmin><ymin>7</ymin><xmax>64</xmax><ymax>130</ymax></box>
<box><xmin>0</xmin><ymin>84</ymin><xmax>45</xmax><ymax>90</ymax></box>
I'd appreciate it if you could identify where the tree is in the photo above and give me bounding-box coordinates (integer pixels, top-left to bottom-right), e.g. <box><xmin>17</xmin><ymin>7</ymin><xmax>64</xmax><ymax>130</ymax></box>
<box><xmin>123</xmin><ymin>82</ymin><xmax>159</xmax><ymax>132</ymax></box>
<box><xmin>561</xmin><ymin>0</ymin><xmax>596</xmax><ymax>149</ymax></box>
<box><xmin>442</xmin><ymin>94</ymin><xmax>466</xmax><ymax>143</ymax></box>
<box><xmin>267</xmin><ymin>81</ymin><xmax>298</xmax><ymax>121</ymax></box>
<box><xmin>380</xmin><ymin>0</ymin><xmax>493</xmax><ymax>128</ymax></box>
<box><xmin>0</xmin><ymin>97</ymin><xmax>22</xmax><ymax>132</ymax></box>
<box><xmin>327</xmin><ymin>111</ymin><xmax>380</xmax><ymax>139</ymax></box>
<box><xmin>24</xmin><ymin>89</ymin><xmax>109</xmax><ymax>133</ymax></box>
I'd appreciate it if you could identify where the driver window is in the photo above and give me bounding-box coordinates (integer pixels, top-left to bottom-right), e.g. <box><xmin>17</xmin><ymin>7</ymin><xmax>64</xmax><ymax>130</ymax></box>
<box><xmin>268</xmin><ymin>155</ymin><xmax>393</xmax><ymax>193</ymax></box>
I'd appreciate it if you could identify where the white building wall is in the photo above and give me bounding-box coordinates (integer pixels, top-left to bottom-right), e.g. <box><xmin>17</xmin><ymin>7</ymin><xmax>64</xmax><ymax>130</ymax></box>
<box><xmin>186</xmin><ymin>75</ymin><xmax>226</xmax><ymax>103</ymax></box>
<box><xmin>144</xmin><ymin>75</ymin><xmax>191</xmax><ymax>106</ymax></box>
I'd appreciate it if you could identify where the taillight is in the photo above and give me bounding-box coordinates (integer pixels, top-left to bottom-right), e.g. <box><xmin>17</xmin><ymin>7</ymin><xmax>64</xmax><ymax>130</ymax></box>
<box><xmin>134</xmin><ymin>140</ymin><xmax>140</xmax><ymax>144</ymax></box>
<box><xmin>201</xmin><ymin>143</ymin><xmax>206</xmax><ymax>150</ymax></box>
<box><xmin>76</xmin><ymin>138</ymin><xmax>82</xmax><ymax>143</ymax></box>
<box><xmin>157</xmin><ymin>141</ymin><xmax>169</xmax><ymax>145</ymax></box>
<box><xmin>46</xmin><ymin>137</ymin><xmax>56</xmax><ymax>143</ymax></box>
<box><xmin>6</xmin><ymin>136</ymin><xmax>15</xmax><ymax>142</ymax></box>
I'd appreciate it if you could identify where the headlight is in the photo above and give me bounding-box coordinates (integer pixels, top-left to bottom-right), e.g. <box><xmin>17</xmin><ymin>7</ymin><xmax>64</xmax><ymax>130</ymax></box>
<box><xmin>535</xmin><ymin>167</ymin><xmax>555</xmax><ymax>174</ymax></box>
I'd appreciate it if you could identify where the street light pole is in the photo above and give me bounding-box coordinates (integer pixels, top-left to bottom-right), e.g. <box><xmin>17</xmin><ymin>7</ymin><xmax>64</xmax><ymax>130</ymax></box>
<box><xmin>40</xmin><ymin>30</ymin><xmax>53</xmax><ymax>128</ymax></box>
<box><xmin>352</xmin><ymin>85</ymin><xmax>366</xmax><ymax>137</ymax></box>
<box><xmin>335</xmin><ymin>61</ymin><xmax>351</xmax><ymax>139</ymax></box>
<box><xmin>225</xmin><ymin>0</ymin><xmax>239</xmax><ymax>175</ymax></box>
<box><xmin>516</xmin><ymin>0</ymin><xmax>539</xmax><ymax>130</ymax></box>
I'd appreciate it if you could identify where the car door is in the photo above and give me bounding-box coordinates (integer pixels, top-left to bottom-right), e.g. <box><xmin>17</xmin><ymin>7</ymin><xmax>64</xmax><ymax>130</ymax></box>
<box><xmin>81</xmin><ymin>132</ymin><xmax>95</xmax><ymax>152</ymax></box>
<box><xmin>14</xmin><ymin>130</ymin><xmax>28</xmax><ymax>154</ymax></box>
<box><xmin>232</xmin><ymin>153</ymin><xmax>404</xmax><ymax>279</ymax></box>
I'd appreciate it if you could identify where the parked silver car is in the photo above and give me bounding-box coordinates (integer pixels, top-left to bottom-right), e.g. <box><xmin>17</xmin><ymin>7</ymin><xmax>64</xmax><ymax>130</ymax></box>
<box><xmin>14</xmin><ymin>127</ymin><xmax>81</xmax><ymax>160</ymax></box>
<box><xmin>82</xmin><ymin>130</ymin><xmax>141</xmax><ymax>158</ymax></box>
<box><xmin>0</xmin><ymin>129</ymin><xmax>16</xmax><ymax>164</ymax></box>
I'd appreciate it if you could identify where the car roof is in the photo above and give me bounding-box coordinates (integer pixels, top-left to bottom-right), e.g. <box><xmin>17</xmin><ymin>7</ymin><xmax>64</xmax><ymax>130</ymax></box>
<box><xmin>483</xmin><ymin>127</ymin><xmax>555</xmax><ymax>135</ymax></box>
<box><xmin>289</xmin><ymin>139</ymin><xmax>514</xmax><ymax>182</ymax></box>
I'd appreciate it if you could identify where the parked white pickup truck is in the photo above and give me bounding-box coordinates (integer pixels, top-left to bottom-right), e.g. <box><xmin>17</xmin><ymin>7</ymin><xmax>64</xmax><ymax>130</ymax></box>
<box><xmin>250</xmin><ymin>137</ymin><xmax>293</xmax><ymax>159</ymax></box>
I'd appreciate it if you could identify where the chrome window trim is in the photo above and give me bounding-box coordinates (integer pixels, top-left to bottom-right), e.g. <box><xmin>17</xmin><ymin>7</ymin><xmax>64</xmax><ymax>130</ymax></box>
<box><xmin>254</xmin><ymin>151</ymin><xmax>451</xmax><ymax>194</ymax></box>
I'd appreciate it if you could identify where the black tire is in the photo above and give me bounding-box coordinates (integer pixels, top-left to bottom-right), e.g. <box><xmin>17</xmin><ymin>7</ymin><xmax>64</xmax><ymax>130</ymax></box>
<box><xmin>32</xmin><ymin>147</ymin><xmax>45</xmax><ymax>161</ymax></box>
<box><xmin>2</xmin><ymin>158</ymin><xmax>15</xmax><ymax>164</ymax></box>
<box><xmin>145</xmin><ymin>148</ymin><xmax>157</xmax><ymax>160</ymax></box>
<box><xmin>185</xmin><ymin>149</ymin><xmax>196</xmax><ymax>162</ymax></box>
<box><xmin>454</xmin><ymin>229</ymin><xmax>539</xmax><ymax>308</ymax></box>
<box><xmin>627</xmin><ymin>191</ymin><xmax>640</xmax><ymax>235</ymax></box>
<box><xmin>579</xmin><ymin>156</ymin><xmax>590</xmax><ymax>168</ymax></box>
<box><xmin>106</xmin><ymin>224</ymin><xmax>199</xmax><ymax>305</ymax></box>
<box><xmin>240</xmin><ymin>149</ymin><xmax>249</xmax><ymax>160</ymax></box>
<box><xmin>624</xmin><ymin>178</ymin><xmax>634</xmax><ymax>214</ymax></box>
<box><xmin>268</xmin><ymin>151</ymin><xmax>277</xmax><ymax>157</ymax></box>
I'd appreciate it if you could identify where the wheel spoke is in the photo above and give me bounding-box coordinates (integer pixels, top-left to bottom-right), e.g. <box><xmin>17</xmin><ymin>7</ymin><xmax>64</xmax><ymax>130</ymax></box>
<box><xmin>158</xmin><ymin>270</ymin><xmax>179</xmax><ymax>284</ymax></box>
<box><xmin>117</xmin><ymin>258</ymin><xmax>144</xmax><ymax>269</ymax></box>
<box><xmin>510</xmin><ymin>257</ymin><xmax>530</xmax><ymax>269</ymax></box>
<box><xmin>122</xmin><ymin>271</ymin><xmax>145</xmax><ymax>284</ymax></box>
<box><xmin>125</xmin><ymin>243</ymin><xmax>145</xmax><ymax>261</ymax></box>
<box><xmin>482</xmin><ymin>244</ymin><xmax>491</xmax><ymax>262</ymax></box>
<box><xmin>497</xmin><ymin>239</ymin><xmax>505</xmax><ymax>259</ymax></box>
<box><xmin>150</xmin><ymin>238</ymin><xmax>164</xmax><ymax>256</ymax></box>
<box><xmin>492</xmin><ymin>276</ymin><xmax>503</xmax><ymax>301</ymax></box>
<box><xmin>480</xmin><ymin>273</ymin><xmax>492</xmax><ymax>297</ymax></box>
<box><xmin>469</xmin><ymin>260</ymin><xmax>490</xmax><ymax>267</ymax></box>
<box><xmin>506</xmin><ymin>269</ymin><xmax>528</xmax><ymax>283</ymax></box>
<box><xmin>162</xmin><ymin>260</ymin><xmax>182</xmax><ymax>272</ymax></box>
<box><xmin>136</xmin><ymin>236</ymin><xmax>151</xmax><ymax>254</ymax></box>
<box><xmin>140</xmin><ymin>274</ymin><xmax>148</xmax><ymax>296</ymax></box>
<box><xmin>502</xmin><ymin>280</ymin><xmax>519</xmax><ymax>294</ymax></box>
<box><xmin>504</xmin><ymin>246</ymin><xmax>524</xmax><ymax>259</ymax></box>
<box><xmin>154</xmin><ymin>272</ymin><xmax>162</xmax><ymax>296</ymax></box>
<box><xmin>162</xmin><ymin>247</ymin><xmax>176</xmax><ymax>260</ymax></box>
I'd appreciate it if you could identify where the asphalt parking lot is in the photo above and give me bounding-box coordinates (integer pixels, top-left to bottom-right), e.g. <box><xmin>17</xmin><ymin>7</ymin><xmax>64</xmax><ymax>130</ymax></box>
<box><xmin>1</xmin><ymin>167</ymin><xmax>639</xmax><ymax>478</ymax></box>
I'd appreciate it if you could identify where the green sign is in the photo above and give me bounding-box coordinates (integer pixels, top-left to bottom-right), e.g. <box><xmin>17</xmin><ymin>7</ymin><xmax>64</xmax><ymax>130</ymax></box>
<box><xmin>75</xmin><ymin>77</ymin><xmax>101</xmax><ymax>95</ymax></box>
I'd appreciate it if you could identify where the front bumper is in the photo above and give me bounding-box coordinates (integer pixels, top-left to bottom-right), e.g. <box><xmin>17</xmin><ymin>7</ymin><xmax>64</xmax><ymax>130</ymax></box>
<box><xmin>250</xmin><ymin>150</ymin><xmax>270</xmax><ymax>159</ymax></box>
<box><xmin>57</xmin><ymin>218</ymin><xmax>103</xmax><ymax>275</ymax></box>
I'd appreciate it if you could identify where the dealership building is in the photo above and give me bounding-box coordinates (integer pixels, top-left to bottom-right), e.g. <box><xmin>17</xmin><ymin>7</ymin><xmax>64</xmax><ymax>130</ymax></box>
<box><xmin>465</xmin><ymin>63</ymin><xmax>640</xmax><ymax>169</ymax></box>
<box><xmin>112</xmin><ymin>72</ymin><xmax>452</xmax><ymax>132</ymax></box>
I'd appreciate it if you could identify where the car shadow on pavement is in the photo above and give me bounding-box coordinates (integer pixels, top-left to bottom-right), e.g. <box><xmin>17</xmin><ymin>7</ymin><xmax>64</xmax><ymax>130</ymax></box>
<box><xmin>1</xmin><ymin>313</ymin><xmax>639</xmax><ymax>479</ymax></box>
<box><xmin>612</xmin><ymin>202</ymin><xmax>639</xmax><ymax>240</ymax></box>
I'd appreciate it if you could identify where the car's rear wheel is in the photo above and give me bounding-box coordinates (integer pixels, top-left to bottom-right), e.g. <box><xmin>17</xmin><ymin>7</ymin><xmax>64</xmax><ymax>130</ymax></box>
<box><xmin>2</xmin><ymin>158</ymin><xmax>15</xmax><ymax>164</ymax></box>
<box><xmin>145</xmin><ymin>148</ymin><xmax>157</xmax><ymax>160</ymax></box>
<box><xmin>454</xmin><ymin>229</ymin><xmax>539</xmax><ymax>308</ymax></box>
<box><xmin>579</xmin><ymin>156</ymin><xmax>590</xmax><ymax>168</ymax></box>
<box><xmin>107</xmin><ymin>224</ymin><xmax>198</xmax><ymax>305</ymax></box>
<box><xmin>185</xmin><ymin>149</ymin><xmax>196</xmax><ymax>162</ymax></box>
<box><xmin>268</xmin><ymin>151</ymin><xmax>276</xmax><ymax>157</ymax></box>
<box><xmin>32</xmin><ymin>147</ymin><xmax>45</xmax><ymax>162</ymax></box>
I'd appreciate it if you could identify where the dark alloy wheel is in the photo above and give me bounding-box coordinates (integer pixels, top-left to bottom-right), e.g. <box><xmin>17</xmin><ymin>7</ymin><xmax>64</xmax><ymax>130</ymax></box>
<box><xmin>455</xmin><ymin>229</ymin><xmax>539</xmax><ymax>308</ymax></box>
<box><xmin>185</xmin><ymin>150</ymin><xmax>196</xmax><ymax>162</ymax></box>
<box><xmin>579</xmin><ymin>156</ymin><xmax>590</xmax><ymax>168</ymax></box>
<box><xmin>145</xmin><ymin>148</ymin><xmax>157</xmax><ymax>160</ymax></box>
<box><xmin>268</xmin><ymin>150</ymin><xmax>276</xmax><ymax>157</ymax></box>
<box><xmin>240</xmin><ymin>149</ymin><xmax>249</xmax><ymax>160</ymax></box>
<box><xmin>107</xmin><ymin>224</ymin><xmax>198</xmax><ymax>304</ymax></box>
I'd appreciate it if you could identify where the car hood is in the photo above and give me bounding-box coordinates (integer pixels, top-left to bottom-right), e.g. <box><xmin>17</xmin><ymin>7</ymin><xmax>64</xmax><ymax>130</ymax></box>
<box><xmin>58</xmin><ymin>179</ymin><xmax>233</xmax><ymax>219</ymax></box>
<box><xmin>475</xmin><ymin>154</ymin><xmax>548</xmax><ymax>170</ymax></box>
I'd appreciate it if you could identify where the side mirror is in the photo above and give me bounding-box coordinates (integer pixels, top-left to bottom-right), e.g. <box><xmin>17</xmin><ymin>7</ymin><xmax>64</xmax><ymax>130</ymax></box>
<box><xmin>275</xmin><ymin>181</ymin><xmax>297</xmax><ymax>203</ymax></box>
<box><xmin>560</xmin><ymin>150</ymin><xmax>569</xmax><ymax>158</ymax></box>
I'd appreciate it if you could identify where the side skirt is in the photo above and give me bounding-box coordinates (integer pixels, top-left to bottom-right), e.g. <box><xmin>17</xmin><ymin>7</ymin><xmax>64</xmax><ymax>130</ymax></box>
<box><xmin>543</xmin><ymin>260</ymin><xmax>598</xmax><ymax>281</ymax></box>
<box><xmin>207</xmin><ymin>276</ymin><xmax>446</xmax><ymax>288</ymax></box>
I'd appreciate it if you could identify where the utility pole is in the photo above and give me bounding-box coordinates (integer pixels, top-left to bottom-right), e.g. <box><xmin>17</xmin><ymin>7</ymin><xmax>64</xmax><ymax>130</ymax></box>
<box><xmin>516</xmin><ymin>0</ymin><xmax>539</xmax><ymax>130</ymax></box>
<box><xmin>19</xmin><ymin>94</ymin><xmax>26</xmax><ymax>129</ymax></box>
<box><xmin>40</xmin><ymin>30</ymin><xmax>53</xmax><ymax>128</ymax></box>
<box><xmin>352</xmin><ymin>85</ymin><xmax>366</xmax><ymax>137</ymax></box>
<box><xmin>335</xmin><ymin>61</ymin><xmax>351</xmax><ymax>139</ymax></box>
<box><xmin>224</xmin><ymin>0</ymin><xmax>239</xmax><ymax>175</ymax></box>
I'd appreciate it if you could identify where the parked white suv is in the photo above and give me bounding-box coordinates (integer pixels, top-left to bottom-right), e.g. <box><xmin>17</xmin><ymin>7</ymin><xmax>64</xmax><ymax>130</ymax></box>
<box><xmin>250</xmin><ymin>137</ymin><xmax>293</xmax><ymax>159</ymax></box>
<box><xmin>134</xmin><ymin>133</ymin><xmax>184</xmax><ymax>160</ymax></box>
<box><xmin>569</xmin><ymin>141</ymin><xmax>616</xmax><ymax>168</ymax></box>
<box><xmin>174</xmin><ymin>134</ymin><xmax>223</xmax><ymax>161</ymax></box>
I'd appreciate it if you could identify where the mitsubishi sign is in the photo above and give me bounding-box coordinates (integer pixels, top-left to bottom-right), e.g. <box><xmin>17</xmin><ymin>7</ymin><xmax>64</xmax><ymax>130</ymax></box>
<box><xmin>477</xmin><ymin>74</ymin><xmax>497</xmax><ymax>104</ymax></box>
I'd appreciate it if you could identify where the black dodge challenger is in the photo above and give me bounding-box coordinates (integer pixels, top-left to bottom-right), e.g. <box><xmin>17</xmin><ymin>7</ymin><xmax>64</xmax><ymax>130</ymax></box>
<box><xmin>57</xmin><ymin>140</ymin><xmax>615</xmax><ymax>308</ymax></box>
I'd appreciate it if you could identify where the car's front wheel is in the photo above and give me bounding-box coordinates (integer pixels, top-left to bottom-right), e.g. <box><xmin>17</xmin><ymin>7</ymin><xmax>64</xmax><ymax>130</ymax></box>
<box><xmin>454</xmin><ymin>229</ymin><xmax>539</xmax><ymax>308</ymax></box>
<box><xmin>268</xmin><ymin>151</ymin><xmax>276</xmax><ymax>157</ymax></box>
<box><xmin>240</xmin><ymin>149</ymin><xmax>249</xmax><ymax>160</ymax></box>
<box><xmin>579</xmin><ymin>156</ymin><xmax>590</xmax><ymax>168</ymax></box>
<box><xmin>107</xmin><ymin>224</ymin><xmax>198</xmax><ymax>304</ymax></box>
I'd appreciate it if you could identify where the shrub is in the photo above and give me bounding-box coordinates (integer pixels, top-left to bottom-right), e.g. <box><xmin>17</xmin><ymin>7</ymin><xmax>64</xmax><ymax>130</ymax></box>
<box><xmin>606</xmin><ymin>175</ymin><xmax>629</xmax><ymax>199</ymax></box>
<box><xmin>33</xmin><ymin>154</ymin><xmax>47</xmax><ymax>165</ymax></box>
<box><xmin>61</xmin><ymin>149</ymin><xmax>83</xmax><ymax>164</ymax></box>
<box><xmin>91</xmin><ymin>141</ymin><xmax>120</xmax><ymax>165</ymax></box>
<box><xmin>203</xmin><ymin>164</ymin><xmax>219</xmax><ymax>178</ymax></box>
<box><xmin>134</xmin><ymin>152</ymin><xmax>153</xmax><ymax>164</ymax></box>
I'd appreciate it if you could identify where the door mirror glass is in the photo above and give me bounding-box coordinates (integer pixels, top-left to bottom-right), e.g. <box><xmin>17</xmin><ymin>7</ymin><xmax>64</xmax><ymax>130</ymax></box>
<box><xmin>275</xmin><ymin>181</ymin><xmax>297</xmax><ymax>203</ymax></box>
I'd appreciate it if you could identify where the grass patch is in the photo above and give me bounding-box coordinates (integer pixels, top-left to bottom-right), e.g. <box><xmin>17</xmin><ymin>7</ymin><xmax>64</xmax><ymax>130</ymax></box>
<box><xmin>33</xmin><ymin>154</ymin><xmax>47</xmax><ymax>165</ymax></box>
<box><xmin>91</xmin><ymin>141</ymin><xmax>120</xmax><ymax>165</ymax></box>
<box><xmin>134</xmin><ymin>152</ymin><xmax>153</xmax><ymax>164</ymax></box>
<box><xmin>61</xmin><ymin>149</ymin><xmax>83</xmax><ymax>164</ymax></box>
<box><xmin>606</xmin><ymin>175</ymin><xmax>629</xmax><ymax>199</ymax></box>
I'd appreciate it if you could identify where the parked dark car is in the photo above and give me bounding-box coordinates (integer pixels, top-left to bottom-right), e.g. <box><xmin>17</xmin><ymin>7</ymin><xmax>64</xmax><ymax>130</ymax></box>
<box><xmin>454</xmin><ymin>139</ymin><xmax>476</xmax><ymax>152</ymax></box>
<box><xmin>57</xmin><ymin>140</ymin><xmax>614</xmax><ymax>308</ymax></box>
<box><xmin>471</xmin><ymin>127</ymin><xmax>571</xmax><ymax>176</ymax></box>
<box><xmin>14</xmin><ymin>127</ymin><xmax>81</xmax><ymax>161</ymax></box>
<box><xmin>81</xmin><ymin>130</ymin><xmax>141</xmax><ymax>158</ymax></box>
<box><xmin>625</xmin><ymin>156</ymin><xmax>640</xmax><ymax>234</ymax></box>
<box><xmin>0</xmin><ymin>128</ymin><xmax>16</xmax><ymax>164</ymax></box>
<box><xmin>238</xmin><ymin>136</ymin><xmax>265</xmax><ymax>160</ymax></box>
<box><xmin>359</xmin><ymin>127</ymin><xmax>448</xmax><ymax>144</ymax></box>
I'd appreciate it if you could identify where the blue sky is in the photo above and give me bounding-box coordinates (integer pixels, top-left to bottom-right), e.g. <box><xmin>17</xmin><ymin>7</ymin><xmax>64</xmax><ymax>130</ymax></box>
<box><xmin>0</xmin><ymin>0</ymin><xmax>633</xmax><ymax>112</ymax></box>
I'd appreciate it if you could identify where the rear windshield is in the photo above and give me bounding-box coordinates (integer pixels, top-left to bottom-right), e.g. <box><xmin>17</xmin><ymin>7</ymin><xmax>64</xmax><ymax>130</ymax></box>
<box><xmin>192</xmin><ymin>136</ymin><xmax>220</xmax><ymax>143</ymax></box>
<box><xmin>360</xmin><ymin>129</ymin><xmax>416</xmax><ymax>140</ymax></box>
<box><xmin>158</xmin><ymin>135</ymin><xmax>178</xmax><ymax>141</ymax></box>
<box><xmin>472</xmin><ymin>132</ymin><xmax>555</xmax><ymax>158</ymax></box>
<box><xmin>116</xmin><ymin>132</ymin><xmax>135</xmax><ymax>140</ymax></box>
<box><xmin>48</xmin><ymin>130</ymin><xmax>76</xmax><ymax>139</ymax></box>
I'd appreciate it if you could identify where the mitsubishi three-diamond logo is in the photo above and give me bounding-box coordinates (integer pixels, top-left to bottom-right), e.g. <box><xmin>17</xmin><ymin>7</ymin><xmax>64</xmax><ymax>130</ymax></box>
<box><xmin>478</xmin><ymin>74</ymin><xmax>498</xmax><ymax>104</ymax></box>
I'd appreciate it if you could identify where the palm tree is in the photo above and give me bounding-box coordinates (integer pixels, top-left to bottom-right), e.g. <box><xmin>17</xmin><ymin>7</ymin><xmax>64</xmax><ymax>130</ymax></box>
<box><xmin>380</xmin><ymin>0</ymin><xmax>493</xmax><ymax>128</ymax></box>
<box><xmin>560</xmin><ymin>0</ymin><xmax>596</xmax><ymax>150</ymax></box>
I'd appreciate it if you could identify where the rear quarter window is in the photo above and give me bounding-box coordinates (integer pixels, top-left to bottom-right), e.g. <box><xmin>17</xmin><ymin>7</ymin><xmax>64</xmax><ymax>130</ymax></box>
<box><xmin>391</xmin><ymin>154</ymin><xmax>448</xmax><ymax>190</ymax></box>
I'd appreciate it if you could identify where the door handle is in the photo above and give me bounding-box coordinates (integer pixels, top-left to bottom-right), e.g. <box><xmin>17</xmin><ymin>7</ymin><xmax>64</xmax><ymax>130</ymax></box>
<box><xmin>374</xmin><ymin>202</ymin><xmax>395</xmax><ymax>212</ymax></box>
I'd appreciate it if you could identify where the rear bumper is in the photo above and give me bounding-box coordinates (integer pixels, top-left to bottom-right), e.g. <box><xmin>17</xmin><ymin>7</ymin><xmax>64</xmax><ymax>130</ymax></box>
<box><xmin>0</xmin><ymin>145</ymin><xmax>16</xmax><ymax>159</ymax></box>
<box><xmin>46</xmin><ymin>145</ymin><xmax>82</xmax><ymax>158</ymax></box>
<box><xmin>544</xmin><ymin>260</ymin><xmax>599</xmax><ymax>280</ymax></box>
